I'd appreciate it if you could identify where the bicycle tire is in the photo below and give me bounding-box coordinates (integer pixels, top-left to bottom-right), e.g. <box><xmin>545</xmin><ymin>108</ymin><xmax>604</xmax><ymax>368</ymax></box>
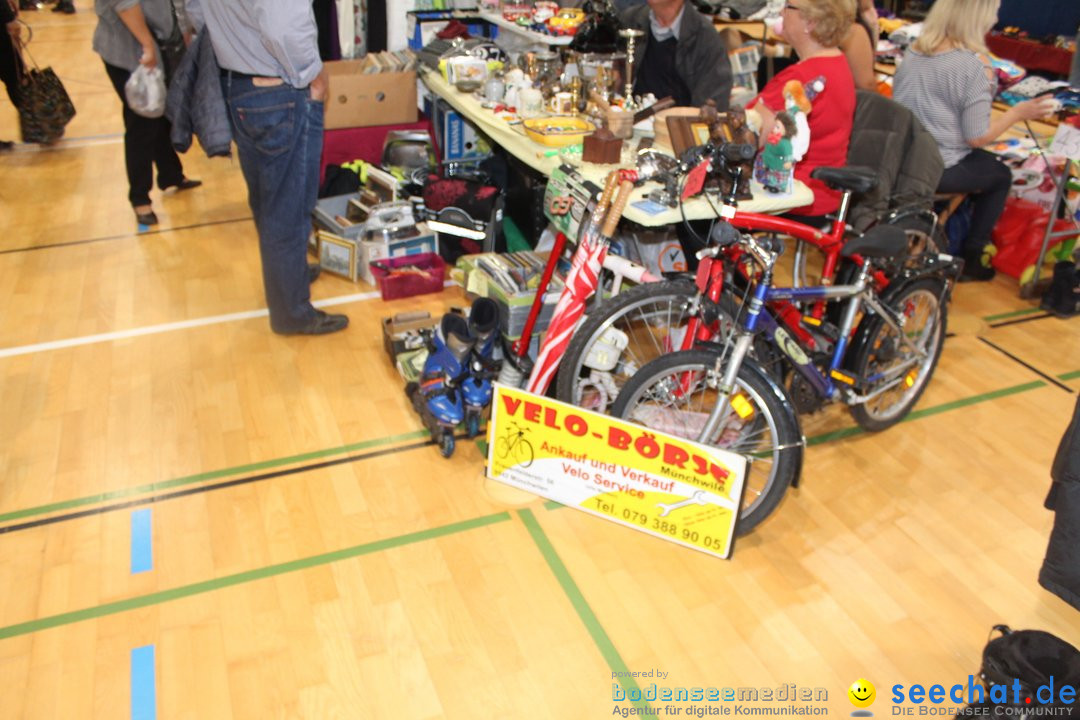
<box><xmin>555</xmin><ymin>278</ymin><xmax>699</xmax><ymax>411</ymax></box>
<box><xmin>496</xmin><ymin>435</ymin><xmax>512</xmax><ymax>459</ymax></box>
<box><xmin>610</xmin><ymin>349</ymin><xmax>803</xmax><ymax>535</ymax></box>
<box><xmin>885</xmin><ymin>212</ymin><xmax>946</xmax><ymax>257</ymax></box>
<box><xmin>516</xmin><ymin>439</ymin><xmax>534</xmax><ymax>467</ymax></box>
<box><xmin>848</xmin><ymin>277</ymin><xmax>947</xmax><ymax>432</ymax></box>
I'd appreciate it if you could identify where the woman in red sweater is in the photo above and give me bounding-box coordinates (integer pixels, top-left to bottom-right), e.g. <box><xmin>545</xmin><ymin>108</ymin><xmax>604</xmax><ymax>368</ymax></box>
<box><xmin>750</xmin><ymin>0</ymin><xmax>856</xmax><ymax>219</ymax></box>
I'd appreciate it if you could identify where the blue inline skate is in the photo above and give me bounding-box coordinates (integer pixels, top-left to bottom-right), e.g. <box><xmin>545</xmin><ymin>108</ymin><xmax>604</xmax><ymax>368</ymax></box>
<box><xmin>406</xmin><ymin>312</ymin><xmax>475</xmax><ymax>458</ymax></box>
<box><xmin>461</xmin><ymin>297</ymin><xmax>500</xmax><ymax>439</ymax></box>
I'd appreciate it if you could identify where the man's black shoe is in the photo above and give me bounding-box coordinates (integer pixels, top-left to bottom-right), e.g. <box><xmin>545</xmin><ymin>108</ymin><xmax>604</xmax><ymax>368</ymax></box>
<box><xmin>278</xmin><ymin>310</ymin><xmax>348</xmax><ymax>336</ymax></box>
<box><xmin>308</xmin><ymin>263</ymin><xmax>322</xmax><ymax>283</ymax></box>
<box><xmin>958</xmin><ymin>264</ymin><xmax>996</xmax><ymax>282</ymax></box>
<box><xmin>163</xmin><ymin>178</ymin><xmax>202</xmax><ymax>194</ymax></box>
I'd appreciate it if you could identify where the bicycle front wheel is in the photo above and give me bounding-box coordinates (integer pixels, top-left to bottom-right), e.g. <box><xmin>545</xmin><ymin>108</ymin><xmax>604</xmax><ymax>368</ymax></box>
<box><xmin>555</xmin><ymin>278</ymin><xmax>701</xmax><ymax>414</ymax></box>
<box><xmin>848</xmin><ymin>277</ymin><xmax>947</xmax><ymax>431</ymax></box>
<box><xmin>611</xmin><ymin>350</ymin><xmax>803</xmax><ymax>535</ymax></box>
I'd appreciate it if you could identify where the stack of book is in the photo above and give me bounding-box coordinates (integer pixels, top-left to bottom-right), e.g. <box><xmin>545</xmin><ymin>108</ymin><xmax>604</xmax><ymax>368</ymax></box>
<box><xmin>458</xmin><ymin>252</ymin><xmax>565</xmax><ymax>339</ymax></box>
<box><xmin>359</xmin><ymin>49</ymin><xmax>419</xmax><ymax>74</ymax></box>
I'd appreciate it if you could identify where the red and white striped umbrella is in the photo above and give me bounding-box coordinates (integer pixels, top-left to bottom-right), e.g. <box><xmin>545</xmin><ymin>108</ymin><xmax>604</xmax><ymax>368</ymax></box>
<box><xmin>526</xmin><ymin>176</ymin><xmax>634</xmax><ymax>395</ymax></box>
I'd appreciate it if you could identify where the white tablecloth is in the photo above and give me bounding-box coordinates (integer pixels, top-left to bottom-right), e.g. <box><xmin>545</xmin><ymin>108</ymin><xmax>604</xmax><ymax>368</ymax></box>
<box><xmin>420</xmin><ymin>69</ymin><xmax>815</xmax><ymax>227</ymax></box>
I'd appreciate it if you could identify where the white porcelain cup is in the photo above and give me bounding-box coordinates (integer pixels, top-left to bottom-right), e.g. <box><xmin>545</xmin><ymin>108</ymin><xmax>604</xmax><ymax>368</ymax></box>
<box><xmin>520</xmin><ymin>87</ymin><xmax>544</xmax><ymax>117</ymax></box>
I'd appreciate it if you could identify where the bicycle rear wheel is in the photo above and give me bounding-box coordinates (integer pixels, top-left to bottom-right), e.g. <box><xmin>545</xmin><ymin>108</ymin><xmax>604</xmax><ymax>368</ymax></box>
<box><xmin>848</xmin><ymin>277</ymin><xmax>946</xmax><ymax>431</ymax></box>
<box><xmin>555</xmin><ymin>279</ymin><xmax>699</xmax><ymax>413</ymax></box>
<box><xmin>610</xmin><ymin>349</ymin><xmax>803</xmax><ymax>535</ymax></box>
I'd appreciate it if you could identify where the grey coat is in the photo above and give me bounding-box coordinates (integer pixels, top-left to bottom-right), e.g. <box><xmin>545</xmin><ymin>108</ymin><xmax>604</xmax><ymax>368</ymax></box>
<box><xmin>165</xmin><ymin>29</ymin><xmax>231</xmax><ymax>157</ymax></box>
<box><xmin>620</xmin><ymin>3</ymin><xmax>733</xmax><ymax>110</ymax></box>
<box><xmin>846</xmin><ymin>89</ymin><xmax>944</xmax><ymax>232</ymax></box>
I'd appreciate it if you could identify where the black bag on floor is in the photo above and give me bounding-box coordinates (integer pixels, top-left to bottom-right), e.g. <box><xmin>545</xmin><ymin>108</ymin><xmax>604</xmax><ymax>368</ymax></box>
<box><xmin>955</xmin><ymin>625</ymin><xmax>1080</xmax><ymax>718</ymax></box>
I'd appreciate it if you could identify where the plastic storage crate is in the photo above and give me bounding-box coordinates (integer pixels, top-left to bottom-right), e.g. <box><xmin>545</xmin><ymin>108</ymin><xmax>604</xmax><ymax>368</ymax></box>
<box><xmin>371</xmin><ymin>253</ymin><xmax>446</xmax><ymax>300</ymax></box>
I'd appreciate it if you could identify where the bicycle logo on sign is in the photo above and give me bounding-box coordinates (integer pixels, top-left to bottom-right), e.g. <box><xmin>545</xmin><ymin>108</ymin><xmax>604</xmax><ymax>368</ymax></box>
<box><xmin>496</xmin><ymin>421</ymin><xmax>534</xmax><ymax>468</ymax></box>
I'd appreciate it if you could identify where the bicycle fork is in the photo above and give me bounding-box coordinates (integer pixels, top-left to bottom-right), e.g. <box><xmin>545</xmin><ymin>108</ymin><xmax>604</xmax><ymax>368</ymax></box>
<box><xmin>696</xmin><ymin>331</ymin><xmax>757</xmax><ymax>444</ymax></box>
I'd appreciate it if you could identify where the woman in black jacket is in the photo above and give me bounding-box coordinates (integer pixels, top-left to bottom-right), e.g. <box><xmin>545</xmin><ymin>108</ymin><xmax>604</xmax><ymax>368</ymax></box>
<box><xmin>0</xmin><ymin>0</ymin><xmax>22</xmax><ymax>150</ymax></box>
<box><xmin>1040</xmin><ymin>395</ymin><xmax>1080</xmax><ymax>611</ymax></box>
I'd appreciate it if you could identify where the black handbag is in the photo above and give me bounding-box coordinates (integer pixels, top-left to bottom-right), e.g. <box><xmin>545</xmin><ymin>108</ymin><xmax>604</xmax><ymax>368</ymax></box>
<box><xmin>15</xmin><ymin>35</ymin><xmax>75</xmax><ymax>145</ymax></box>
<box><xmin>153</xmin><ymin>1</ymin><xmax>186</xmax><ymax>85</ymax></box>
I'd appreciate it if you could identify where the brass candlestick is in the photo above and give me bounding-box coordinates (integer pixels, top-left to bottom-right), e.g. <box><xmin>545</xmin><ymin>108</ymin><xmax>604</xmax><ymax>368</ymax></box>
<box><xmin>618</xmin><ymin>28</ymin><xmax>645</xmax><ymax>111</ymax></box>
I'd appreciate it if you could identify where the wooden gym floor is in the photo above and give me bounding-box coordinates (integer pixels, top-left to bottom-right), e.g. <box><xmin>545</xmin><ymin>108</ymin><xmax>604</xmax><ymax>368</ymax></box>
<box><xmin>1</xmin><ymin>6</ymin><xmax>1078</xmax><ymax>719</ymax></box>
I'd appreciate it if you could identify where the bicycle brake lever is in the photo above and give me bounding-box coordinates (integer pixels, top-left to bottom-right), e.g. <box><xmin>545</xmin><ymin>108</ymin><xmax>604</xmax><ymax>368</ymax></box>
<box><xmin>708</xmin><ymin>221</ymin><xmax>742</xmax><ymax>248</ymax></box>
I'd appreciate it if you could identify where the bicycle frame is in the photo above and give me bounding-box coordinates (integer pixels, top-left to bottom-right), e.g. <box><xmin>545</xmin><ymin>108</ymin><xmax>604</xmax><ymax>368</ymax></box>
<box><xmin>696</xmin><ymin>241</ymin><xmax>929</xmax><ymax>443</ymax></box>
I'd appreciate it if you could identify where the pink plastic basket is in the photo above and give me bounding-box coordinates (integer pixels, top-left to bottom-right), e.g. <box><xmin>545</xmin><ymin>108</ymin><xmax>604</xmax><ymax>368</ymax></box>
<box><xmin>370</xmin><ymin>253</ymin><xmax>446</xmax><ymax>300</ymax></box>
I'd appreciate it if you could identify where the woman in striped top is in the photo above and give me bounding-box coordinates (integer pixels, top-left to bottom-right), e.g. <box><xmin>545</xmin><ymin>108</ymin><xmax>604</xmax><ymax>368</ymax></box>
<box><xmin>893</xmin><ymin>0</ymin><xmax>1055</xmax><ymax>282</ymax></box>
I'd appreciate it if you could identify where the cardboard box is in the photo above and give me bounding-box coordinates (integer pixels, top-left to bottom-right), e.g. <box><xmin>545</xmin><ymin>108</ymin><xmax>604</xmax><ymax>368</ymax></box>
<box><xmin>382</xmin><ymin>308</ymin><xmax>466</xmax><ymax>382</ymax></box>
<box><xmin>382</xmin><ymin>311</ymin><xmax>438</xmax><ymax>363</ymax></box>
<box><xmin>324</xmin><ymin>60</ymin><xmax>418</xmax><ymax>129</ymax></box>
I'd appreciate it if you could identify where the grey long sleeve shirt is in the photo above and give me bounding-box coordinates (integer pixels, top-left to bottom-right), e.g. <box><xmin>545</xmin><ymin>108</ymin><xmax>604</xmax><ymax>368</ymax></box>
<box><xmin>93</xmin><ymin>0</ymin><xmax>177</xmax><ymax>71</ymax></box>
<box><xmin>186</xmin><ymin>0</ymin><xmax>321</xmax><ymax>89</ymax></box>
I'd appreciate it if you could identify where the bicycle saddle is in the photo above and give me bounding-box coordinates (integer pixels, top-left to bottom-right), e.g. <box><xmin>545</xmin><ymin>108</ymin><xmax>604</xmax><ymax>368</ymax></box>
<box><xmin>810</xmin><ymin>166</ymin><xmax>878</xmax><ymax>194</ymax></box>
<box><xmin>840</xmin><ymin>224</ymin><xmax>909</xmax><ymax>259</ymax></box>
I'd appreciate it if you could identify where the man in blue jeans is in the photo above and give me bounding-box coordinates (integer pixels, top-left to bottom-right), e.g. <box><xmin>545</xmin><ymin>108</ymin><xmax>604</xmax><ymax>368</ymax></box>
<box><xmin>187</xmin><ymin>0</ymin><xmax>348</xmax><ymax>335</ymax></box>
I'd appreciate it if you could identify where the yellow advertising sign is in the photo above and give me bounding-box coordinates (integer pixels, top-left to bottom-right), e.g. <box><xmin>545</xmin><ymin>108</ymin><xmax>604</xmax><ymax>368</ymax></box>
<box><xmin>487</xmin><ymin>384</ymin><xmax>748</xmax><ymax>558</ymax></box>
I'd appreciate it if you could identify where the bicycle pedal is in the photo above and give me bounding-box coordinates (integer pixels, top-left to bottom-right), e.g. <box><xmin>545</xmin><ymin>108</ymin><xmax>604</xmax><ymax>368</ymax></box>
<box><xmin>800</xmin><ymin>315</ymin><xmax>839</xmax><ymax>340</ymax></box>
<box><xmin>829</xmin><ymin>369</ymin><xmax>864</xmax><ymax>388</ymax></box>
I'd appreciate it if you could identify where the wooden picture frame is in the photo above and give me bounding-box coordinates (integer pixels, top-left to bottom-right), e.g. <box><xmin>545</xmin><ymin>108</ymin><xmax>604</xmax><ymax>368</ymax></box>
<box><xmin>364</xmin><ymin>165</ymin><xmax>398</xmax><ymax>205</ymax></box>
<box><xmin>317</xmin><ymin>230</ymin><xmax>358</xmax><ymax>281</ymax></box>
<box><xmin>666</xmin><ymin>109</ymin><xmax>756</xmax><ymax>201</ymax></box>
<box><xmin>665</xmin><ymin>115</ymin><xmax>698</xmax><ymax>157</ymax></box>
<box><xmin>665</xmin><ymin>115</ymin><xmax>726</xmax><ymax>157</ymax></box>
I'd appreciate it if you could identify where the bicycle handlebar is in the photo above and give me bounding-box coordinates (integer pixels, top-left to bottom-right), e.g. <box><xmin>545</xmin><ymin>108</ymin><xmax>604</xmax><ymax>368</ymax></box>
<box><xmin>676</xmin><ymin>141</ymin><xmax>756</xmax><ymax>174</ymax></box>
<box><xmin>699</xmin><ymin>221</ymin><xmax>780</xmax><ymax>271</ymax></box>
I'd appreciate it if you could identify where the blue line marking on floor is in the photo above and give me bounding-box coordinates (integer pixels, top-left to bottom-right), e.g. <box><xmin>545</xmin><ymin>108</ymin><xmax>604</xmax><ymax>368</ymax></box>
<box><xmin>130</xmin><ymin>509</ymin><xmax>153</xmax><ymax>574</ymax></box>
<box><xmin>131</xmin><ymin>644</ymin><xmax>156</xmax><ymax>720</ymax></box>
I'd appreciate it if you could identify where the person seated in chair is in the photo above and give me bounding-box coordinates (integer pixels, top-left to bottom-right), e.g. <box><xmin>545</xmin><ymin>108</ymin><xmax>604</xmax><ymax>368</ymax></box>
<box><xmin>620</xmin><ymin>0</ymin><xmax>733</xmax><ymax>109</ymax></box>
<box><xmin>893</xmin><ymin>0</ymin><xmax>1056</xmax><ymax>281</ymax></box>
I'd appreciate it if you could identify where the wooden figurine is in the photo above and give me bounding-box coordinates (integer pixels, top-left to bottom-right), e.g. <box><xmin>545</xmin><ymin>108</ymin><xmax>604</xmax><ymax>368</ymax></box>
<box><xmin>697</xmin><ymin>101</ymin><xmax>756</xmax><ymax>200</ymax></box>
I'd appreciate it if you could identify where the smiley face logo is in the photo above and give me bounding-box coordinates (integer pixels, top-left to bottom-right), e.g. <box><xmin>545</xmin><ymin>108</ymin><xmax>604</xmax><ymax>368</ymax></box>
<box><xmin>848</xmin><ymin>678</ymin><xmax>876</xmax><ymax>709</ymax></box>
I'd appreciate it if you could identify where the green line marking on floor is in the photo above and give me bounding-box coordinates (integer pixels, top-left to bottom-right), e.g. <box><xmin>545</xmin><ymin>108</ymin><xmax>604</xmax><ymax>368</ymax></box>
<box><xmin>807</xmin><ymin>380</ymin><xmax>1048</xmax><ymax>447</ymax></box>
<box><xmin>1059</xmin><ymin>369</ymin><xmax>1080</xmax><ymax>382</ymax></box>
<box><xmin>983</xmin><ymin>308</ymin><xmax>1044</xmax><ymax>323</ymax></box>
<box><xmin>0</xmin><ymin>511</ymin><xmax>510</xmax><ymax>641</ymax></box>
<box><xmin>517</xmin><ymin>508</ymin><xmax>654</xmax><ymax>716</ymax></box>
<box><xmin>542</xmin><ymin>378</ymin><xmax>1061</xmax><ymax>508</ymax></box>
<box><xmin>0</xmin><ymin>430</ymin><xmax>430</xmax><ymax>525</ymax></box>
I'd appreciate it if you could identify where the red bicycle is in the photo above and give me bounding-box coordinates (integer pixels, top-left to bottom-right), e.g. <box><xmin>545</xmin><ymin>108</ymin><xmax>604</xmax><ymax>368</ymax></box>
<box><xmin>550</xmin><ymin>144</ymin><xmax>941</xmax><ymax>413</ymax></box>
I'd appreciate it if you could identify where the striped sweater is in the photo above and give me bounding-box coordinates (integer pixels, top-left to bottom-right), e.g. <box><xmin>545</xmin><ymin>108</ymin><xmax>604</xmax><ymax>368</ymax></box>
<box><xmin>893</xmin><ymin>48</ymin><xmax>997</xmax><ymax>168</ymax></box>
